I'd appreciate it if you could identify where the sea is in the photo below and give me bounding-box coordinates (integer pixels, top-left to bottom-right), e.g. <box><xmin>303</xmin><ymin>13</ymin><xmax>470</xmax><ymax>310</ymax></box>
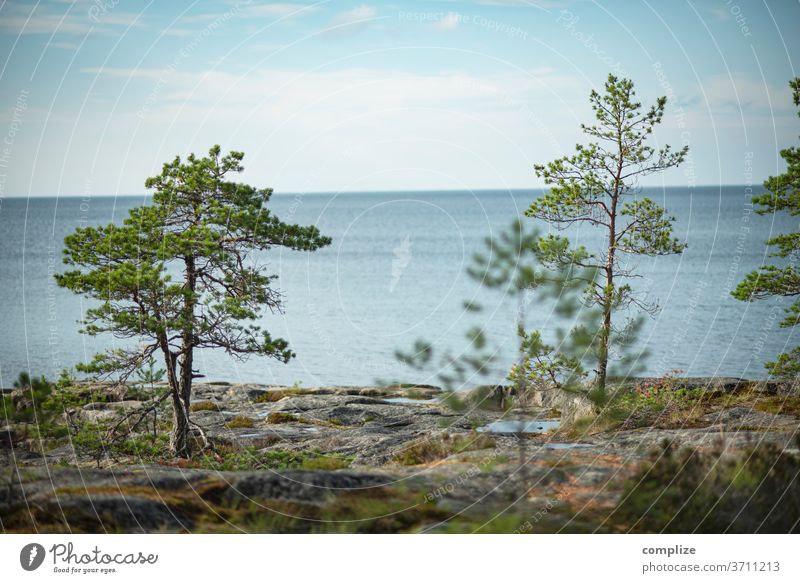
<box><xmin>1</xmin><ymin>186</ymin><xmax>797</xmax><ymax>388</ymax></box>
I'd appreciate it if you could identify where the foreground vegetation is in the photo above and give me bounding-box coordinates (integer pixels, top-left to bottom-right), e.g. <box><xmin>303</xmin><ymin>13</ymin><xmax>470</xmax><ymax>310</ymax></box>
<box><xmin>2</xmin><ymin>369</ymin><xmax>798</xmax><ymax>533</ymax></box>
<box><xmin>562</xmin><ymin>375</ymin><xmax>800</xmax><ymax>437</ymax></box>
<box><xmin>611</xmin><ymin>438</ymin><xmax>800</xmax><ymax>533</ymax></box>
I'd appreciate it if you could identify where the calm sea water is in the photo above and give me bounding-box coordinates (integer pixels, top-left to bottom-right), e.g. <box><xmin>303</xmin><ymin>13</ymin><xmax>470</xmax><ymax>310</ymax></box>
<box><xmin>0</xmin><ymin>187</ymin><xmax>797</xmax><ymax>387</ymax></box>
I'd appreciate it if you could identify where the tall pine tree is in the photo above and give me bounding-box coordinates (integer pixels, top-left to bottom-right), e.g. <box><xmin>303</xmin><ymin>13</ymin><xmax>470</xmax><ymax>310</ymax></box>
<box><xmin>526</xmin><ymin>74</ymin><xmax>688</xmax><ymax>399</ymax></box>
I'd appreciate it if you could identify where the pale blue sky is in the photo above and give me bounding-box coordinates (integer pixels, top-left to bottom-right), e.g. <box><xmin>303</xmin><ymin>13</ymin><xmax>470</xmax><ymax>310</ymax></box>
<box><xmin>0</xmin><ymin>0</ymin><xmax>798</xmax><ymax>196</ymax></box>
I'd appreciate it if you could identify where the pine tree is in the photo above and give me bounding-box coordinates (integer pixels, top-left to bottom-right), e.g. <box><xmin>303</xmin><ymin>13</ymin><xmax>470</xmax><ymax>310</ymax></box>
<box><xmin>525</xmin><ymin>74</ymin><xmax>688</xmax><ymax>399</ymax></box>
<box><xmin>732</xmin><ymin>78</ymin><xmax>800</xmax><ymax>378</ymax></box>
<box><xmin>56</xmin><ymin>146</ymin><xmax>331</xmax><ymax>457</ymax></box>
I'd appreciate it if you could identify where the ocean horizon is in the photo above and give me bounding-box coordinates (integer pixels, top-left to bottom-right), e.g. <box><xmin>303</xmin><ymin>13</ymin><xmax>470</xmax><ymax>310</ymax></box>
<box><xmin>1</xmin><ymin>185</ymin><xmax>795</xmax><ymax>387</ymax></box>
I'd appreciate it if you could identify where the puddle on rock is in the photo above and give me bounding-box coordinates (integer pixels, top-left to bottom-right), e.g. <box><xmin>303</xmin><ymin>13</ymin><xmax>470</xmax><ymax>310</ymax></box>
<box><xmin>477</xmin><ymin>419</ymin><xmax>560</xmax><ymax>434</ymax></box>
<box><xmin>544</xmin><ymin>443</ymin><xmax>592</xmax><ymax>450</ymax></box>
<box><xmin>382</xmin><ymin>397</ymin><xmax>439</xmax><ymax>405</ymax></box>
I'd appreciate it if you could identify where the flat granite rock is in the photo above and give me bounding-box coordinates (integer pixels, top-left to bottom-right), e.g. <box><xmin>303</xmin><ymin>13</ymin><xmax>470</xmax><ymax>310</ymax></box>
<box><xmin>2</xmin><ymin>381</ymin><xmax>799</xmax><ymax>533</ymax></box>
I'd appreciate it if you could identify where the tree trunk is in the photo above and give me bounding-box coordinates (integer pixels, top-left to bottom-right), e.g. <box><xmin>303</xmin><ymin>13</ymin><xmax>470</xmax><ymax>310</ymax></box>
<box><xmin>597</xmin><ymin>207</ymin><xmax>617</xmax><ymax>401</ymax></box>
<box><xmin>177</xmin><ymin>254</ymin><xmax>197</xmax><ymax>458</ymax></box>
<box><xmin>597</xmin><ymin>115</ymin><xmax>624</xmax><ymax>402</ymax></box>
<box><xmin>178</xmin><ymin>351</ymin><xmax>193</xmax><ymax>457</ymax></box>
<box><xmin>179</xmin><ymin>347</ymin><xmax>193</xmax><ymax>439</ymax></box>
<box><xmin>596</xmin><ymin>283</ymin><xmax>612</xmax><ymax>400</ymax></box>
<box><xmin>160</xmin><ymin>336</ymin><xmax>191</xmax><ymax>458</ymax></box>
<box><xmin>169</xmin><ymin>388</ymin><xmax>190</xmax><ymax>458</ymax></box>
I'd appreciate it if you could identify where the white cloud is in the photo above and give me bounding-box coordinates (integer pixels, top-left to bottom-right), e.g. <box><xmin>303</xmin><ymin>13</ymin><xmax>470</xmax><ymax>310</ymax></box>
<box><xmin>0</xmin><ymin>1</ymin><xmax>317</xmax><ymax>40</ymax></box>
<box><xmin>326</xmin><ymin>4</ymin><xmax>379</xmax><ymax>35</ymax></box>
<box><xmin>436</xmin><ymin>12</ymin><xmax>462</xmax><ymax>31</ymax></box>
<box><xmin>334</xmin><ymin>4</ymin><xmax>377</xmax><ymax>21</ymax></box>
<box><xmin>700</xmin><ymin>73</ymin><xmax>794</xmax><ymax>113</ymax></box>
<box><xmin>0</xmin><ymin>5</ymin><xmax>90</xmax><ymax>35</ymax></box>
<box><xmin>0</xmin><ymin>2</ymin><xmax>143</xmax><ymax>36</ymax></box>
<box><xmin>424</xmin><ymin>0</ymin><xmax>558</xmax><ymax>10</ymax></box>
<box><xmin>700</xmin><ymin>4</ymin><xmax>732</xmax><ymax>22</ymax></box>
<box><xmin>81</xmin><ymin>65</ymin><xmax>579</xmax><ymax>121</ymax></box>
<box><xmin>241</xmin><ymin>3</ymin><xmax>321</xmax><ymax>17</ymax></box>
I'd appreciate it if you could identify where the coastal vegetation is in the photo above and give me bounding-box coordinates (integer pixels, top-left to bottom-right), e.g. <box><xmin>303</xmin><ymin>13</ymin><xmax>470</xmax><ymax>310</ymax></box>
<box><xmin>54</xmin><ymin>145</ymin><xmax>331</xmax><ymax>458</ymax></box>
<box><xmin>611</xmin><ymin>437</ymin><xmax>800</xmax><ymax>533</ymax></box>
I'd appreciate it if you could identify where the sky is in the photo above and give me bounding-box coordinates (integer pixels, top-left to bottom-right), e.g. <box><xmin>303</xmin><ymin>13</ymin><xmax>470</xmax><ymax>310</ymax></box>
<box><xmin>0</xmin><ymin>0</ymin><xmax>798</xmax><ymax>197</ymax></box>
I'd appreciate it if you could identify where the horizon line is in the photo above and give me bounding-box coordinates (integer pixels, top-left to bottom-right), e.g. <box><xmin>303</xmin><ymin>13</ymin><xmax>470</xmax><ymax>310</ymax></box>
<box><xmin>1</xmin><ymin>183</ymin><xmax>763</xmax><ymax>200</ymax></box>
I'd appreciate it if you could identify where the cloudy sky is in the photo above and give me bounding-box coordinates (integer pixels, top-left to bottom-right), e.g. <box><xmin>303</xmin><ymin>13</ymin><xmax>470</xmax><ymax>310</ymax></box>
<box><xmin>0</xmin><ymin>0</ymin><xmax>798</xmax><ymax>196</ymax></box>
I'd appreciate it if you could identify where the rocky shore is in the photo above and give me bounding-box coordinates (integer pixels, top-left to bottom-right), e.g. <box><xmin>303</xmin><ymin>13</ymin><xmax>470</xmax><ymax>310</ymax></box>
<box><xmin>2</xmin><ymin>378</ymin><xmax>799</xmax><ymax>533</ymax></box>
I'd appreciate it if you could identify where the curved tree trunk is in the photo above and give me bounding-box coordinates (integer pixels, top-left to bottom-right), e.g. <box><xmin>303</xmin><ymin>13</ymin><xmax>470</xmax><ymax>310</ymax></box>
<box><xmin>160</xmin><ymin>336</ymin><xmax>191</xmax><ymax>458</ymax></box>
<box><xmin>169</xmin><ymin>389</ymin><xmax>190</xmax><ymax>458</ymax></box>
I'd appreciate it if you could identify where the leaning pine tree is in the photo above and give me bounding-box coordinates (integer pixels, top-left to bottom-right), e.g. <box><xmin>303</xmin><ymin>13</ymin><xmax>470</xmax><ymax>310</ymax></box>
<box><xmin>733</xmin><ymin>78</ymin><xmax>800</xmax><ymax>378</ymax></box>
<box><xmin>56</xmin><ymin>146</ymin><xmax>331</xmax><ymax>457</ymax></box>
<box><xmin>525</xmin><ymin>74</ymin><xmax>688</xmax><ymax>400</ymax></box>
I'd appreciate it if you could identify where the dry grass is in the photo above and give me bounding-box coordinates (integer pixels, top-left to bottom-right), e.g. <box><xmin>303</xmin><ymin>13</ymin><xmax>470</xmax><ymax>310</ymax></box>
<box><xmin>254</xmin><ymin>388</ymin><xmax>305</xmax><ymax>403</ymax></box>
<box><xmin>392</xmin><ymin>432</ymin><xmax>496</xmax><ymax>466</ymax></box>
<box><xmin>560</xmin><ymin>385</ymin><xmax>800</xmax><ymax>439</ymax></box>
<box><xmin>190</xmin><ymin>401</ymin><xmax>220</xmax><ymax>412</ymax></box>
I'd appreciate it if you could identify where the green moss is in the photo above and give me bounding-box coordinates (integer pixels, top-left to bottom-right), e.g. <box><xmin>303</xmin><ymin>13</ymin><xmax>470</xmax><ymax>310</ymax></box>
<box><xmin>300</xmin><ymin>456</ymin><xmax>352</xmax><ymax>470</ymax></box>
<box><xmin>403</xmin><ymin>388</ymin><xmax>432</xmax><ymax>400</ymax></box>
<box><xmin>225</xmin><ymin>415</ymin><xmax>255</xmax><ymax>429</ymax></box>
<box><xmin>264</xmin><ymin>411</ymin><xmax>340</xmax><ymax>427</ymax></box>
<box><xmin>192</xmin><ymin>447</ymin><xmax>351</xmax><ymax>472</ymax></box>
<box><xmin>265</xmin><ymin>412</ymin><xmax>299</xmax><ymax>424</ymax></box>
<box><xmin>560</xmin><ymin>384</ymin><xmax>800</xmax><ymax>437</ymax></box>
